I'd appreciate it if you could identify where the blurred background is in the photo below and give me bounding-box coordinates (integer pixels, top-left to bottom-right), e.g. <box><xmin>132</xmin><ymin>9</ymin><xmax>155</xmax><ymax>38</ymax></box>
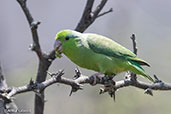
<box><xmin>0</xmin><ymin>0</ymin><xmax>171</xmax><ymax>114</ymax></box>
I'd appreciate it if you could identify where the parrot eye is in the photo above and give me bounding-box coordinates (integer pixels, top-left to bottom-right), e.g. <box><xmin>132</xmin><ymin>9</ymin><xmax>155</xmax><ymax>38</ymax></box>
<box><xmin>65</xmin><ymin>36</ymin><xmax>70</xmax><ymax>41</ymax></box>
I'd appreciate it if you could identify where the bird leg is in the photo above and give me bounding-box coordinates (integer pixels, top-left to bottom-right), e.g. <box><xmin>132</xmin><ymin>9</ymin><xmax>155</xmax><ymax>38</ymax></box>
<box><xmin>90</xmin><ymin>73</ymin><xmax>117</xmax><ymax>100</ymax></box>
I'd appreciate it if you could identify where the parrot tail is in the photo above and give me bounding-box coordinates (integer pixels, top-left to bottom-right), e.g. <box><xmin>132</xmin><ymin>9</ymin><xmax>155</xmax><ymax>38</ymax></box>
<box><xmin>127</xmin><ymin>57</ymin><xmax>150</xmax><ymax>67</ymax></box>
<box><xmin>128</xmin><ymin>60</ymin><xmax>154</xmax><ymax>82</ymax></box>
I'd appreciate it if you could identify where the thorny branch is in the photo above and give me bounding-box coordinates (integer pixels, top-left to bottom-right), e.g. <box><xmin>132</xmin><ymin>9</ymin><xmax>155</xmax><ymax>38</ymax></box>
<box><xmin>75</xmin><ymin>0</ymin><xmax>113</xmax><ymax>33</ymax></box>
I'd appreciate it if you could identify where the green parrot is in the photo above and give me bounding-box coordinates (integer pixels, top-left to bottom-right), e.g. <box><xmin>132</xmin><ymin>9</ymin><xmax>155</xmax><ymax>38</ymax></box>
<box><xmin>54</xmin><ymin>29</ymin><xmax>154</xmax><ymax>83</ymax></box>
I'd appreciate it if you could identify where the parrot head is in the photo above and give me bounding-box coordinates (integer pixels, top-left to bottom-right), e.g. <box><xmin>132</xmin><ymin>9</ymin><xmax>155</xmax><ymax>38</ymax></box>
<box><xmin>54</xmin><ymin>29</ymin><xmax>81</xmax><ymax>58</ymax></box>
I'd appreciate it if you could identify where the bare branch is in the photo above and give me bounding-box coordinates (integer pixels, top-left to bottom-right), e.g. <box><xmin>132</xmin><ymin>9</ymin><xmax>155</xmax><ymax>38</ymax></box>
<box><xmin>17</xmin><ymin>0</ymin><xmax>42</xmax><ymax>59</ymax></box>
<box><xmin>97</xmin><ymin>8</ymin><xmax>113</xmax><ymax>18</ymax></box>
<box><xmin>75</xmin><ymin>0</ymin><xmax>94</xmax><ymax>32</ymax></box>
<box><xmin>92</xmin><ymin>0</ymin><xmax>108</xmax><ymax>19</ymax></box>
<box><xmin>75</xmin><ymin>0</ymin><xmax>112</xmax><ymax>32</ymax></box>
<box><xmin>1</xmin><ymin>68</ymin><xmax>171</xmax><ymax>103</ymax></box>
<box><xmin>128</xmin><ymin>34</ymin><xmax>138</xmax><ymax>82</ymax></box>
<box><xmin>130</xmin><ymin>34</ymin><xmax>138</xmax><ymax>55</ymax></box>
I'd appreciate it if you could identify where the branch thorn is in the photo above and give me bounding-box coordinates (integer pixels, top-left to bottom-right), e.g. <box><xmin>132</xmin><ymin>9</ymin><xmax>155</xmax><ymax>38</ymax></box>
<box><xmin>153</xmin><ymin>75</ymin><xmax>162</xmax><ymax>83</ymax></box>
<box><xmin>47</xmin><ymin>70</ymin><xmax>64</xmax><ymax>81</ymax></box>
<box><xmin>144</xmin><ymin>88</ymin><xmax>153</xmax><ymax>96</ymax></box>
<box><xmin>57</xmin><ymin>69</ymin><xmax>64</xmax><ymax>78</ymax></box>
<box><xmin>31</xmin><ymin>21</ymin><xmax>41</xmax><ymax>30</ymax></box>
<box><xmin>29</xmin><ymin>44</ymin><xmax>35</xmax><ymax>51</ymax></box>
<box><xmin>69</xmin><ymin>83</ymin><xmax>83</xmax><ymax>96</ymax></box>
<box><xmin>73</xmin><ymin>67</ymin><xmax>81</xmax><ymax>79</ymax></box>
<box><xmin>29</xmin><ymin>78</ymin><xmax>34</xmax><ymax>85</ymax></box>
<box><xmin>99</xmin><ymin>87</ymin><xmax>107</xmax><ymax>94</ymax></box>
<box><xmin>28</xmin><ymin>78</ymin><xmax>36</xmax><ymax>89</ymax></box>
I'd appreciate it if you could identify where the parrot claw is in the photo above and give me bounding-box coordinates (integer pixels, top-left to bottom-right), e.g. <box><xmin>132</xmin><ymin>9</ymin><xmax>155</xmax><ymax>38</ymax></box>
<box><xmin>99</xmin><ymin>88</ymin><xmax>105</xmax><ymax>94</ymax></box>
<box><xmin>108</xmin><ymin>90</ymin><xmax>116</xmax><ymax>101</ymax></box>
<box><xmin>90</xmin><ymin>72</ymin><xmax>103</xmax><ymax>86</ymax></box>
<box><xmin>99</xmin><ymin>84</ymin><xmax>117</xmax><ymax>101</ymax></box>
<box><xmin>99</xmin><ymin>75</ymin><xmax>117</xmax><ymax>101</ymax></box>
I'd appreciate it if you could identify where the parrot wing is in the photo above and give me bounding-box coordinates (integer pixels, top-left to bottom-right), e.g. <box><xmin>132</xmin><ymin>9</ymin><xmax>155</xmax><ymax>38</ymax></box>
<box><xmin>85</xmin><ymin>33</ymin><xmax>150</xmax><ymax>67</ymax></box>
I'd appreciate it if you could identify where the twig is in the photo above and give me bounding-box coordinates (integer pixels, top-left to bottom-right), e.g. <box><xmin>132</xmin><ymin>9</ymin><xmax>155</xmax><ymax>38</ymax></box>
<box><xmin>97</xmin><ymin>8</ymin><xmax>113</xmax><ymax>18</ymax></box>
<box><xmin>75</xmin><ymin>0</ymin><xmax>94</xmax><ymax>32</ymax></box>
<box><xmin>0</xmin><ymin>63</ymin><xmax>17</xmax><ymax>114</ymax></box>
<box><xmin>130</xmin><ymin>34</ymin><xmax>137</xmax><ymax>55</ymax></box>
<box><xmin>128</xmin><ymin>34</ymin><xmax>138</xmax><ymax>83</ymax></box>
<box><xmin>92</xmin><ymin>0</ymin><xmax>108</xmax><ymax>19</ymax></box>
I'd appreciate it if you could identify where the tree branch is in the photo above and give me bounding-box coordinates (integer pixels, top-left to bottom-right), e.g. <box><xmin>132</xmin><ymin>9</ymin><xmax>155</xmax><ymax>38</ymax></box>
<box><xmin>17</xmin><ymin>0</ymin><xmax>42</xmax><ymax>59</ymax></box>
<box><xmin>97</xmin><ymin>8</ymin><xmax>113</xmax><ymax>18</ymax></box>
<box><xmin>130</xmin><ymin>34</ymin><xmax>138</xmax><ymax>55</ymax></box>
<box><xmin>75</xmin><ymin>0</ymin><xmax>112</xmax><ymax>33</ymax></box>
<box><xmin>1</xmin><ymin>67</ymin><xmax>171</xmax><ymax>103</ymax></box>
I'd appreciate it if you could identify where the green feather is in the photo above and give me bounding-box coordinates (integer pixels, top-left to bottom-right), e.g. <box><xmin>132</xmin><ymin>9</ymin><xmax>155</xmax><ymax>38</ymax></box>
<box><xmin>128</xmin><ymin>60</ymin><xmax>154</xmax><ymax>82</ymax></box>
<box><xmin>127</xmin><ymin>56</ymin><xmax>150</xmax><ymax>67</ymax></box>
<box><xmin>86</xmin><ymin>33</ymin><xmax>136</xmax><ymax>59</ymax></box>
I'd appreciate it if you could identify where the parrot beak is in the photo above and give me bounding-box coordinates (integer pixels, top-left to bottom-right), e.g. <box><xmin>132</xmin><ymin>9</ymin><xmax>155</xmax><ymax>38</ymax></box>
<box><xmin>54</xmin><ymin>39</ymin><xmax>63</xmax><ymax>54</ymax></box>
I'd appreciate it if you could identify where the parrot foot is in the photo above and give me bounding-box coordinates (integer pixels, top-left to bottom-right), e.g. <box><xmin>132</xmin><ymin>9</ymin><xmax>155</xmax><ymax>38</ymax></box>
<box><xmin>100</xmin><ymin>75</ymin><xmax>117</xmax><ymax>101</ymax></box>
<box><xmin>90</xmin><ymin>72</ymin><xmax>103</xmax><ymax>86</ymax></box>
